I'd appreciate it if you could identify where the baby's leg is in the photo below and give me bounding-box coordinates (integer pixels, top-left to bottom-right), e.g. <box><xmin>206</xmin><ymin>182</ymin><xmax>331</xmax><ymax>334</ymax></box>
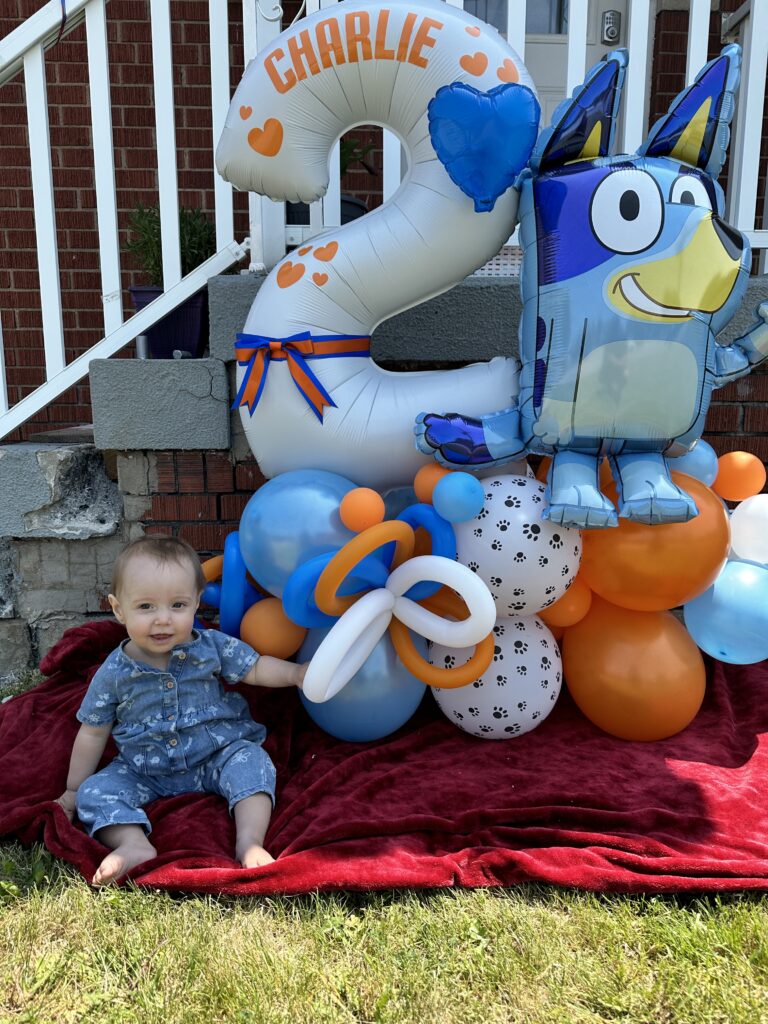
<box><xmin>76</xmin><ymin>760</ymin><xmax>159</xmax><ymax>885</ymax></box>
<box><xmin>234</xmin><ymin>794</ymin><xmax>274</xmax><ymax>868</ymax></box>
<box><xmin>204</xmin><ymin>739</ymin><xmax>277</xmax><ymax>868</ymax></box>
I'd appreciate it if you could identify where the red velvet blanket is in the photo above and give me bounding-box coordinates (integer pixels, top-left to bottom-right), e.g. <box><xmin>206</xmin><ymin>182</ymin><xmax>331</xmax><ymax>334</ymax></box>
<box><xmin>2</xmin><ymin>620</ymin><xmax>768</xmax><ymax>894</ymax></box>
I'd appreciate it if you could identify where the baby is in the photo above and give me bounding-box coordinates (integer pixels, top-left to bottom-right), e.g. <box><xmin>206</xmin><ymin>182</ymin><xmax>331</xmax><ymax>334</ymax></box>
<box><xmin>55</xmin><ymin>534</ymin><xmax>306</xmax><ymax>885</ymax></box>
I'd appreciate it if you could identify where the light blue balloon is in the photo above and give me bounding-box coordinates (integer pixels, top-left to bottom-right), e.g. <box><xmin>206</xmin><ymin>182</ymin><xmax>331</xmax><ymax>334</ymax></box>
<box><xmin>432</xmin><ymin>472</ymin><xmax>486</xmax><ymax>523</ymax></box>
<box><xmin>670</xmin><ymin>440</ymin><xmax>719</xmax><ymax>486</ymax></box>
<box><xmin>298</xmin><ymin>628</ymin><xmax>427</xmax><ymax>742</ymax></box>
<box><xmin>239</xmin><ymin>469</ymin><xmax>356</xmax><ymax>598</ymax></box>
<box><xmin>683</xmin><ymin>559</ymin><xmax>768</xmax><ymax>665</ymax></box>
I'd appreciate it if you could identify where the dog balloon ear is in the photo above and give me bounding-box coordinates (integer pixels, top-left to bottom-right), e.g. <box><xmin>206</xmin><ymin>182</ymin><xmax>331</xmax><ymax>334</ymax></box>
<box><xmin>638</xmin><ymin>44</ymin><xmax>741</xmax><ymax>177</ymax></box>
<box><xmin>531</xmin><ymin>49</ymin><xmax>627</xmax><ymax>174</ymax></box>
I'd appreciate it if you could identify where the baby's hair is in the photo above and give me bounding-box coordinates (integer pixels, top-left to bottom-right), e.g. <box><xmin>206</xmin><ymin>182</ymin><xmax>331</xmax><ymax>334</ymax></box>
<box><xmin>112</xmin><ymin>535</ymin><xmax>207</xmax><ymax>595</ymax></box>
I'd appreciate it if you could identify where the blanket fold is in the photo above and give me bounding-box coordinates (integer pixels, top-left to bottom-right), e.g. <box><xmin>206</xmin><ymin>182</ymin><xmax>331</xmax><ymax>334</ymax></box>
<box><xmin>2</xmin><ymin>620</ymin><xmax>767</xmax><ymax>894</ymax></box>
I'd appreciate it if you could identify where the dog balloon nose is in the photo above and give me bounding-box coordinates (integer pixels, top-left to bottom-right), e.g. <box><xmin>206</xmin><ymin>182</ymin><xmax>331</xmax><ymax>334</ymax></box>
<box><xmin>712</xmin><ymin>215</ymin><xmax>746</xmax><ymax>260</ymax></box>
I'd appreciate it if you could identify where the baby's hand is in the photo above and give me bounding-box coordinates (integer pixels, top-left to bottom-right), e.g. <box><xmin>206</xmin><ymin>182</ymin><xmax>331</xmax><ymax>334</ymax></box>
<box><xmin>55</xmin><ymin>789</ymin><xmax>77</xmax><ymax>821</ymax></box>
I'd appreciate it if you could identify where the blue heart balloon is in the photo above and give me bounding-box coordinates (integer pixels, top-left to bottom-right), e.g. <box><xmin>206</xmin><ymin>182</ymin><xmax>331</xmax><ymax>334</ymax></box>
<box><xmin>428</xmin><ymin>81</ymin><xmax>540</xmax><ymax>212</ymax></box>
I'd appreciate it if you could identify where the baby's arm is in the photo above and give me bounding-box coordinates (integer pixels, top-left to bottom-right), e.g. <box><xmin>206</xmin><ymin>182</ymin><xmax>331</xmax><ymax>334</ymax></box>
<box><xmin>55</xmin><ymin>722</ymin><xmax>112</xmax><ymax>820</ymax></box>
<box><xmin>241</xmin><ymin>656</ymin><xmax>307</xmax><ymax>689</ymax></box>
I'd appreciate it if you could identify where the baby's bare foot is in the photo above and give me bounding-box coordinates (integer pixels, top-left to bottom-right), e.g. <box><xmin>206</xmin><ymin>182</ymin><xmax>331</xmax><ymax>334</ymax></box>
<box><xmin>236</xmin><ymin>838</ymin><xmax>275</xmax><ymax>869</ymax></box>
<box><xmin>92</xmin><ymin>841</ymin><xmax>157</xmax><ymax>886</ymax></box>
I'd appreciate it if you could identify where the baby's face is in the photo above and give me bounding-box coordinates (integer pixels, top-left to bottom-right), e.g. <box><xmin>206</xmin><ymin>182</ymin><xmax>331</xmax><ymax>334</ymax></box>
<box><xmin>109</xmin><ymin>554</ymin><xmax>200</xmax><ymax>661</ymax></box>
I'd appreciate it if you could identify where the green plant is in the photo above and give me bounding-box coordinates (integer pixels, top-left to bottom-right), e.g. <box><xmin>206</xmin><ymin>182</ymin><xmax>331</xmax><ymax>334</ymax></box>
<box><xmin>339</xmin><ymin>136</ymin><xmax>377</xmax><ymax>177</ymax></box>
<box><xmin>125</xmin><ymin>205</ymin><xmax>217</xmax><ymax>288</ymax></box>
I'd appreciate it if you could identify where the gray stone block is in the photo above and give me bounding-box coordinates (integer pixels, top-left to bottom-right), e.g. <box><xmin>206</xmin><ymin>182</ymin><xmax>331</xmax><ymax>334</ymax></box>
<box><xmin>117</xmin><ymin>453</ymin><xmax>150</xmax><ymax>495</ymax></box>
<box><xmin>0</xmin><ymin>444</ymin><xmax>121</xmax><ymax>540</ymax></box>
<box><xmin>208</xmin><ymin>272</ymin><xmax>522</xmax><ymax>364</ymax></box>
<box><xmin>0</xmin><ymin>619</ymin><xmax>31</xmax><ymax>677</ymax></box>
<box><xmin>90</xmin><ymin>359</ymin><xmax>230</xmax><ymax>451</ymax></box>
<box><xmin>33</xmin><ymin>614</ymin><xmax>111</xmax><ymax>662</ymax></box>
<box><xmin>0</xmin><ymin>542</ymin><xmax>18</xmax><ymax>619</ymax></box>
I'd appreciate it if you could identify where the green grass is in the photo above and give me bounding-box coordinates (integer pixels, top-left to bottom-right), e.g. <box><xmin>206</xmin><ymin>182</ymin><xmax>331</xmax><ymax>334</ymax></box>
<box><xmin>1</xmin><ymin>841</ymin><xmax>767</xmax><ymax>1023</ymax></box>
<box><xmin>0</xmin><ymin>668</ymin><xmax>43</xmax><ymax>703</ymax></box>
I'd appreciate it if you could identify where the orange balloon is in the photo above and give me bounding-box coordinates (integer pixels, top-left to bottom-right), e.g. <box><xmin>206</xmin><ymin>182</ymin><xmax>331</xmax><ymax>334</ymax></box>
<box><xmin>239</xmin><ymin>598</ymin><xmax>307</xmax><ymax>659</ymax></box>
<box><xmin>538</xmin><ymin>576</ymin><xmax>593</xmax><ymax>628</ymax></box>
<box><xmin>534</xmin><ymin>456</ymin><xmax>551</xmax><ymax>483</ymax></box>
<box><xmin>712</xmin><ymin>451</ymin><xmax>766</xmax><ymax>501</ymax></box>
<box><xmin>414</xmin><ymin>463</ymin><xmax>451</xmax><ymax>503</ymax></box>
<box><xmin>579</xmin><ymin>472</ymin><xmax>730</xmax><ymax>611</ymax></box>
<box><xmin>562</xmin><ymin>596</ymin><xmax>706</xmax><ymax>741</ymax></box>
<box><xmin>339</xmin><ymin>487</ymin><xmax>385</xmax><ymax>532</ymax></box>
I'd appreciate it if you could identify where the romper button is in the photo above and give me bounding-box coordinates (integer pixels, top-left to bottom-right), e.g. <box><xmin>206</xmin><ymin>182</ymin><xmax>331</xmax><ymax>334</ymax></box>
<box><xmin>166</xmin><ymin>680</ymin><xmax>174</xmax><ymax>689</ymax></box>
<box><xmin>177</xmin><ymin>651</ymin><xmax>187</xmax><ymax>660</ymax></box>
<box><xmin>169</xmin><ymin>738</ymin><xmax>178</xmax><ymax>747</ymax></box>
<box><xmin>167</xmin><ymin>714</ymin><xmax>174</xmax><ymax>720</ymax></box>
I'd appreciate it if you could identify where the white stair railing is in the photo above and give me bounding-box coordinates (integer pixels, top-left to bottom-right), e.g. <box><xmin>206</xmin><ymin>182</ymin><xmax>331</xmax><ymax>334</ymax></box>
<box><xmin>0</xmin><ymin>0</ymin><xmax>251</xmax><ymax>441</ymax></box>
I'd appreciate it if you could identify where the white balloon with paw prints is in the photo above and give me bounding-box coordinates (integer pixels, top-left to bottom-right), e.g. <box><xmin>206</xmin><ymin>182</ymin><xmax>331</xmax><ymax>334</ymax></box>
<box><xmin>454</xmin><ymin>475</ymin><xmax>582</xmax><ymax>616</ymax></box>
<box><xmin>430</xmin><ymin>615</ymin><xmax>562</xmax><ymax>739</ymax></box>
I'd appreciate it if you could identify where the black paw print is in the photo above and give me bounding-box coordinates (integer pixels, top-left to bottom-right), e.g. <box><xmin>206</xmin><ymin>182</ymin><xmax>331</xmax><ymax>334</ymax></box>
<box><xmin>513</xmin><ymin>640</ymin><xmax>529</xmax><ymax>655</ymax></box>
<box><xmin>538</xmin><ymin>556</ymin><xmax>549</xmax><ymax>566</ymax></box>
<box><xmin>549</xmin><ymin>533</ymin><xmax>564</xmax><ymax>549</ymax></box>
<box><xmin>491</xmin><ymin>539</ymin><xmax>503</xmax><ymax>551</ymax></box>
<box><xmin>504</xmin><ymin>723</ymin><xmax>521</xmax><ymax>735</ymax></box>
<box><xmin>472</xmin><ymin>679</ymin><xmax>485</xmax><ymax>688</ymax></box>
<box><xmin>573</xmin><ymin>544</ymin><xmax>581</xmax><ymax>558</ymax></box>
<box><xmin>514</xmin><ymin>479</ymin><xmax>526</xmax><ymax>487</ymax></box>
<box><xmin>468</xmin><ymin>706</ymin><xmax>480</xmax><ymax>717</ymax></box>
<box><xmin>497</xmin><ymin>519</ymin><xmax>510</xmax><ymax>531</ymax></box>
<box><xmin>496</xmin><ymin>674</ymin><xmax>507</xmax><ymax>686</ymax></box>
<box><xmin>511</xmin><ymin>602</ymin><xmax>526</xmax><ymax>611</ymax></box>
<box><xmin>492</xmin><ymin>706</ymin><xmax>508</xmax><ymax>719</ymax></box>
<box><xmin>555</xmin><ymin>671</ymin><xmax>562</xmax><ymax>683</ymax></box>
<box><xmin>514</xmin><ymin>621</ymin><xmax>526</xmax><ymax>631</ymax></box>
<box><xmin>561</xmin><ymin>565</ymin><xmax>570</xmax><ymax>577</ymax></box>
<box><xmin>453</xmin><ymin>711</ymin><xmax>464</xmax><ymax>721</ymax></box>
<box><xmin>493</xmin><ymin>645</ymin><xmax>504</xmax><ymax>662</ymax></box>
<box><xmin>490</xmin><ymin>480</ymin><xmax>502</xmax><ymax>487</ymax></box>
<box><xmin>473</xmin><ymin>527</ymin><xmax>483</xmax><ymax>537</ymax></box>
<box><xmin>550</xmin><ymin>691</ymin><xmax>557</xmax><ymax>701</ymax></box>
<box><xmin>478</xmin><ymin>724</ymin><xmax>494</xmax><ymax>734</ymax></box>
<box><xmin>484</xmin><ymin>493</ymin><xmax>493</xmax><ymax>502</ymax></box>
<box><xmin>517</xmin><ymin>701</ymin><xmax>527</xmax><ymax>711</ymax></box>
<box><xmin>513</xmin><ymin>587</ymin><xmax>524</xmax><ymax>596</ymax></box>
<box><xmin>515</xmin><ymin>665</ymin><xmax>528</xmax><ymax>675</ymax></box>
<box><xmin>490</xmin><ymin>576</ymin><xmax>502</xmax><ymax>588</ymax></box>
<box><xmin>533</xmin><ymin>619</ymin><xmax>544</xmax><ymax>631</ymax></box>
<box><xmin>541</xmin><ymin>597</ymin><xmax>556</xmax><ymax>608</ymax></box>
<box><xmin>540</xmin><ymin>679</ymin><xmax>549</xmax><ymax>689</ymax></box>
<box><xmin>444</xmin><ymin>654</ymin><xmax>456</xmax><ymax>667</ymax></box>
<box><xmin>540</xmin><ymin>638</ymin><xmax>549</xmax><ymax>648</ymax></box>
<box><xmin>532</xmin><ymin>494</ymin><xmax>543</xmax><ymax>503</ymax></box>
<box><xmin>493</xmin><ymin>623</ymin><xmax>506</xmax><ymax>636</ymax></box>
<box><xmin>522</xmin><ymin>523</ymin><xmax>541</xmax><ymax>541</ymax></box>
<box><xmin>531</xmin><ymin>711</ymin><xmax>541</xmax><ymax>721</ymax></box>
<box><xmin>545</xmin><ymin>585</ymin><xmax>556</xmax><ymax>595</ymax></box>
<box><xmin>504</xmin><ymin>496</ymin><xmax>522</xmax><ymax>509</ymax></box>
<box><xmin>513</xmin><ymin>551</ymin><xmax>526</xmax><ymax>563</ymax></box>
<box><xmin>477</xmin><ymin>507</ymin><xmax>489</xmax><ymax>520</ymax></box>
<box><xmin>468</xmin><ymin>561</ymin><xmax>479</xmax><ymax>572</ymax></box>
<box><xmin>541</xmin><ymin>656</ymin><xmax>552</xmax><ymax>670</ymax></box>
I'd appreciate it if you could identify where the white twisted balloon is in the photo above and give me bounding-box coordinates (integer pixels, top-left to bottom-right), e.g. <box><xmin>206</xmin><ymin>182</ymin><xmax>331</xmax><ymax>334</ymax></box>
<box><xmin>216</xmin><ymin>0</ymin><xmax>537</xmax><ymax>490</ymax></box>
<box><xmin>302</xmin><ymin>554</ymin><xmax>497</xmax><ymax>703</ymax></box>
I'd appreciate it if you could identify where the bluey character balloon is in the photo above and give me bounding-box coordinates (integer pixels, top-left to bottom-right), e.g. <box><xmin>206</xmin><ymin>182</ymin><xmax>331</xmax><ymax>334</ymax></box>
<box><xmin>417</xmin><ymin>46</ymin><xmax>768</xmax><ymax>528</ymax></box>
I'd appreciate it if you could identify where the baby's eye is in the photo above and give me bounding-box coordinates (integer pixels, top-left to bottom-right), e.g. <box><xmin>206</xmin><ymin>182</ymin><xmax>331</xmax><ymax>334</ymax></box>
<box><xmin>138</xmin><ymin>603</ymin><xmax>153</xmax><ymax>610</ymax></box>
<box><xmin>173</xmin><ymin>601</ymin><xmax>188</xmax><ymax>609</ymax></box>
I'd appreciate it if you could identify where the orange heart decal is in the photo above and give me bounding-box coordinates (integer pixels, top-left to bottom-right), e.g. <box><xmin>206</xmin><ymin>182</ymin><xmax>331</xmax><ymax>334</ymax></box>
<box><xmin>312</xmin><ymin>272</ymin><xmax>329</xmax><ymax>286</ymax></box>
<box><xmin>298</xmin><ymin>246</ymin><xmax>313</xmax><ymax>256</ymax></box>
<box><xmin>459</xmin><ymin>52</ymin><xmax>488</xmax><ymax>77</ymax></box>
<box><xmin>465</xmin><ymin>25</ymin><xmax>481</xmax><ymax>37</ymax></box>
<box><xmin>248</xmin><ymin>118</ymin><xmax>283</xmax><ymax>158</ymax></box>
<box><xmin>497</xmin><ymin>59</ymin><xmax>519</xmax><ymax>83</ymax></box>
<box><xmin>239</xmin><ymin>105</ymin><xmax>253</xmax><ymax>120</ymax></box>
<box><xmin>276</xmin><ymin>261</ymin><xmax>305</xmax><ymax>288</ymax></box>
<box><xmin>314</xmin><ymin>241</ymin><xmax>339</xmax><ymax>262</ymax></box>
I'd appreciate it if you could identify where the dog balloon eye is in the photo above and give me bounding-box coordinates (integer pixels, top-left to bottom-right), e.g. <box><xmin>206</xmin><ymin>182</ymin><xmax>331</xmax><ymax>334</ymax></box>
<box><xmin>670</xmin><ymin>174</ymin><xmax>712</xmax><ymax>210</ymax></box>
<box><xmin>590</xmin><ymin>169</ymin><xmax>663</xmax><ymax>253</ymax></box>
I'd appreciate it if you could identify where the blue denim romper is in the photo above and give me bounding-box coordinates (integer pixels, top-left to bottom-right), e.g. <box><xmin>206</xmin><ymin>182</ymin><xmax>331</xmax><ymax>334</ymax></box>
<box><xmin>75</xmin><ymin>629</ymin><xmax>276</xmax><ymax>837</ymax></box>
